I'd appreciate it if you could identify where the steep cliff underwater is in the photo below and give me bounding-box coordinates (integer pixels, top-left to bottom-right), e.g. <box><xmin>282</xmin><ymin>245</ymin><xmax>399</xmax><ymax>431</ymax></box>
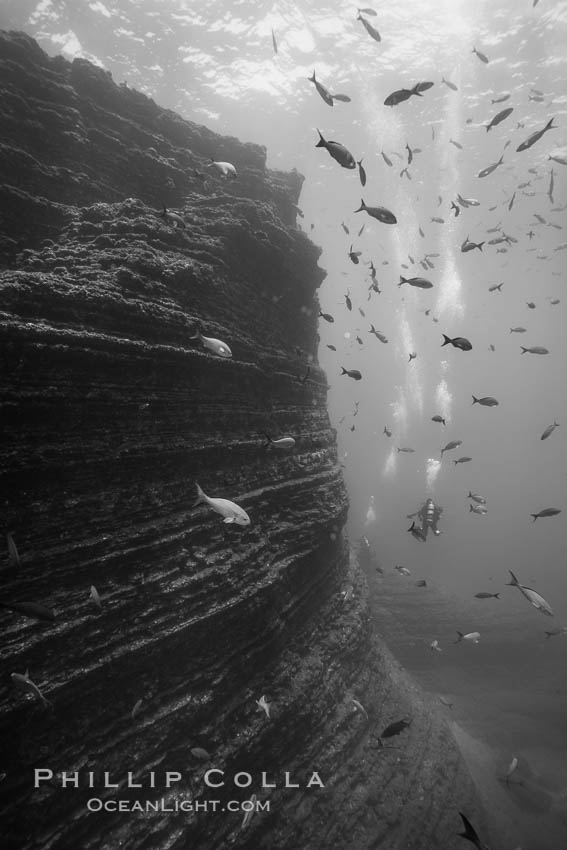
<box><xmin>0</xmin><ymin>31</ymin><xmax>483</xmax><ymax>850</ymax></box>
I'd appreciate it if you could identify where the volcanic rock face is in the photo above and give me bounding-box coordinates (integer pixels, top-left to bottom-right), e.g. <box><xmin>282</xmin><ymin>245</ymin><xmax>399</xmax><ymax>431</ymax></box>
<box><xmin>0</xmin><ymin>31</ymin><xmax>483</xmax><ymax>850</ymax></box>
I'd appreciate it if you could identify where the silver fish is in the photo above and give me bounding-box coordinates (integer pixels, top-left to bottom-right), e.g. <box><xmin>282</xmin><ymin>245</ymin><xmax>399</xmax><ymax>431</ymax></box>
<box><xmin>507</xmin><ymin>570</ymin><xmax>553</xmax><ymax>616</ymax></box>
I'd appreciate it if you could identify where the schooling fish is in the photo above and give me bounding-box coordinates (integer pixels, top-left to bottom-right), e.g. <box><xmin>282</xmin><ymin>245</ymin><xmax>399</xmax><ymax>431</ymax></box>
<box><xmin>470</xmin><ymin>504</ymin><xmax>488</xmax><ymax>515</ymax></box>
<box><xmin>319</xmin><ymin>311</ymin><xmax>334</xmax><ymax>323</ymax></box>
<box><xmin>431</xmin><ymin>216</ymin><xmax>445</xmax><ymax>224</ymax></box>
<box><xmin>381</xmin><ymin>150</ymin><xmax>393</xmax><ymax>166</ymax></box>
<box><xmin>398</xmin><ymin>276</ymin><xmax>433</xmax><ymax>289</ymax></box>
<box><xmin>442</xmin><ymin>335</ymin><xmax>472</xmax><ymax>351</ymax></box>
<box><xmin>456</xmin><ymin>194</ymin><xmax>480</xmax><ymax>207</ymax></box>
<box><xmin>548</xmin><ymin>169</ymin><xmax>554</xmax><ymax>203</ymax></box>
<box><xmin>193</xmin><ymin>483</ymin><xmax>251</xmax><ymax>526</ymax></box>
<box><xmin>408</xmin><ymin>352</ymin><xmax>417</xmax><ymax>362</ymax></box>
<box><xmin>315</xmin><ymin>129</ymin><xmax>356</xmax><ymax>169</ymax></box>
<box><xmin>472</xmin><ymin>396</ymin><xmax>499</xmax><ymax>406</ymax></box>
<box><xmin>454</xmin><ymin>456</ymin><xmax>472</xmax><ymax>465</ymax></box>
<box><xmin>358</xmin><ymin>224</ymin><xmax>365</xmax><ymax>237</ymax></box>
<box><xmin>380</xmin><ymin>718</ymin><xmax>412</xmax><ymax>739</ymax></box>
<box><xmin>326</xmin><ymin>344</ymin><xmax>336</xmax><ymax>351</ymax></box>
<box><xmin>349</xmin><ymin>245</ymin><xmax>361</xmax><ymax>264</ymax></box>
<box><xmin>477</xmin><ymin>155</ymin><xmax>504</xmax><ymax>178</ymax></box>
<box><xmin>90</xmin><ymin>585</ymin><xmax>102</xmax><ymax>611</ymax></box>
<box><xmin>520</xmin><ymin>346</ymin><xmax>549</xmax><ymax>354</ymax></box>
<box><xmin>190</xmin><ymin>329</ymin><xmax>232</xmax><ymax>358</ymax></box>
<box><xmin>0</xmin><ymin>601</ymin><xmax>55</xmax><ymax>622</ymax></box>
<box><xmin>492</xmin><ymin>93</ymin><xmax>511</xmax><ymax>103</ymax></box>
<box><xmin>357</xmin><ymin>11</ymin><xmax>381</xmax><ymax>42</ymax></box>
<box><xmin>341</xmin><ymin>367</ymin><xmax>362</xmax><ymax>381</ymax></box>
<box><xmin>508</xmin><ymin>192</ymin><xmax>516</xmax><ymax>210</ymax></box>
<box><xmin>383</xmin><ymin>426</ymin><xmax>392</xmax><ymax>437</ymax></box>
<box><xmin>395</xmin><ymin>564</ymin><xmax>411</xmax><ymax>575</ymax></box>
<box><xmin>468</xmin><ymin>492</ymin><xmax>486</xmax><ymax>504</ymax></box>
<box><xmin>207</xmin><ymin>160</ymin><xmax>237</xmax><ymax>179</ymax></box>
<box><xmin>6</xmin><ymin>533</ymin><xmax>20</xmax><ymax>567</ymax></box>
<box><xmin>263</xmin><ymin>434</ymin><xmax>296</xmax><ymax>450</ymax></box>
<box><xmin>441</xmin><ymin>440</ymin><xmax>462</xmax><ymax>456</ymax></box>
<box><xmin>442</xmin><ymin>76</ymin><xmax>458</xmax><ymax>91</ymax></box>
<box><xmin>486</xmin><ymin>107</ymin><xmax>514</xmax><ymax>132</ymax></box>
<box><xmin>432</xmin><ymin>415</ymin><xmax>446</xmax><ymax>425</ymax></box>
<box><xmin>308</xmin><ymin>71</ymin><xmax>334</xmax><ymax>106</ymax></box>
<box><xmin>488</xmin><ymin>283</ymin><xmax>503</xmax><ymax>292</ymax></box>
<box><xmin>457</xmin><ymin>811</ymin><xmax>490</xmax><ymax>849</ymax></box>
<box><xmin>461</xmin><ymin>237</ymin><xmax>485</xmax><ymax>252</ymax></box>
<box><xmin>472</xmin><ymin>45</ymin><xmax>489</xmax><ymax>63</ymax></box>
<box><xmin>451</xmin><ymin>201</ymin><xmax>460</xmax><ymax>217</ymax></box>
<box><xmin>455</xmin><ymin>631</ymin><xmax>480</xmax><ymax>643</ymax></box>
<box><xmin>510</xmin><ymin>327</ymin><xmax>526</xmax><ymax>333</ymax></box>
<box><xmin>526</xmin><ymin>302</ymin><xmax>536</xmax><ymax>308</ymax></box>
<box><xmin>384</xmin><ymin>84</ymin><xmax>424</xmax><ymax>107</ymax></box>
<box><xmin>517</xmin><ymin>118</ymin><xmax>556</xmax><ymax>152</ymax></box>
<box><xmin>332</xmin><ymin>93</ymin><xmax>352</xmax><ymax>103</ymax></box>
<box><xmin>345</xmin><ymin>291</ymin><xmax>352</xmax><ymax>311</ymax></box>
<box><xmin>341</xmin><ymin>221</ymin><xmax>350</xmax><ymax>234</ymax></box>
<box><xmin>271</xmin><ymin>28</ymin><xmax>278</xmax><ymax>55</ymax></box>
<box><xmin>11</xmin><ymin>671</ymin><xmax>52</xmax><ymax>708</ymax></box>
<box><xmin>507</xmin><ymin>570</ymin><xmax>554</xmax><ymax>616</ymax></box>
<box><xmin>475</xmin><ymin>592</ymin><xmax>500</xmax><ymax>599</ymax></box>
<box><xmin>415</xmin><ymin>580</ymin><xmax>427</xmax><ymax>587</ymax></box>
<box><xmin>357</xmin><ymin>158</ymin><xmax>367</xmax><ymax>186</ymax></box>
<box><xmin>160</xmin><ymin>205</ymin><xmax>186</xmax><ymax>228</ymax></box>
<box><xmin>449</xmin><ymin>139</ymin><xmax>463</xmax><ymax>150</ymax></box>
<box><xmin>355</xmin><ymin>198</ymin><xmax>397</xmax><ymax>224</ymax></box>
<box><xmin>531</xmin><ymin>508</ymin><xmax>561</xmax><ymax>521</ymax></box>
<box><xmin>398</xmin><ymin>447</ymin><xmax>415</xmax><ymax>453</ymax></box>
<box><xmin>541</xmin><ymin>421</ymin><xmax>559</xmax><ymax>440</ymax></box>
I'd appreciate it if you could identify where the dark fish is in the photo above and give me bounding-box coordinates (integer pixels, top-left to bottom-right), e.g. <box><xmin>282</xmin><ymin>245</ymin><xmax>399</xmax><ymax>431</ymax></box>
<box><xmin>349</xmin><ymin>244</ymin><xmax>361</xmax><ymax>264</ymax></box>
<box><xmin>488</xmin><ymin>283</ymin><xmax>503</xmax><ymax>292</ymax></box>
<box><xmin>408</xmin><ymin>352</ymin><xmax>417</xmax><ymax>362</ymax></box>
<box><xmin>510</xmin><ymin>327</ymin><xmax>526</xmax><ymax>333</ymax></box>
<box><xmin>492</xmin><ymin>93</ymin><xmax>510</xmax><ymax>103</ymax></box>
<box><xmin>541</xmin><ymin>421</ymin><xmax>559</xmax><ymax>440</ymax></box>
<box><xmin>454</xmin><ymin>456</ymin><xmax>472</xmax><ymax>465</ymax></box>
<box><xmin>457</xmin><ymin>811</ymin><xmax>488</xmax><ymax>849</ymax></box>
<box><xmin>517</xmin><ymin>118</ymin><xmax>556</xmax><ymax>152</ymax></box>
<box><xmin>419</xmin><ymin>226</ymin><xmax>425</xmax><ymax>237</ymax></box>
<box><xmin>507</xmin><ymin>192</ymin><xmax>516</xmax><ymax>210</ymax></box>
<box><xmin>358</xmin><ymin>224</ymin><xmax>365</xmax><ymax>237</ymax></box>
<box><xmin>326</xmin><ymin>344</ymin><xmax>336</xmax><ymax>351</ymax></box>
<box><xmin>398</xmin><ymin>447</ymin><xmax>415</xmax><ymax>453</ymax></box>
<box><xmin>432</xmin><ymin>415</ymin><xmax>446</xmax><ymax>425</ymax></box>
<box><xmin>548</xmin><ymin>169</ymin><xmax>554</xmax><ymax>203</ymax></box>
<box><xmin>442</xmin><ymin>334</ymin><xmax>472</xmax><ymax>351</ymax></box>
<box><xmin>384</xmin><ymin>84</ymin><xmax>423</xmax><ymax>107</ymax></box>
<box><xmin>332</xmin><ymin>93</ymin><xmax>352</xmax><ymax>103</ymax></box>
<box><xmin>345</xmin><ymin>292</ymin><xmax>352</xmax><ymax>311</ymax></box>
<box><xmin>451</xmin><ymin>201</ymin><xmax>460</xmax><ymax>217</ymax></box>
<box><xmin>472</xmin><ymin>46</ymin><xmax>489</xmax><ymax>63</ymax></box>
<box><xmin>442</xmin><ymin>77</ymin><xmax>458</xmax><ymax>91</ymax></box>
<box><xmin>370</xmin><ymin>325</ymin><xmax>388</xmax><ymax>343</ymax></box>
<box><xmin>356</xmin><ymin>336</ymin><xmax>364</xmax><ymax>345</ymax></box>
<box><xmin>472</xmin><ymin>396</ymin><xmax>499</xmax><ymax>406</ymax></box>
<box><xmin>381</xmin><ymin>718</ymin><xmax>412</xmax><ymax>739</ymax></box>
<box><xmin>461</xmin><ymin>238</ymin><xmax>485</xmax><ymax>252</ymax></box>
<box><xmin>383</xmin><ymin>426</ymin><xmax>392</xmax><ymax>437</ymax></box>
<box><xmin>400</xmin><ymin>167</ymin><xmax>412</xmax><ymax>180</ymax></box>
<box><xmin>415</xmin><ymin>82</ymin><xmax>434</xmax><ymax>93</ymax></box>
<box><xmin>319</xmin><ymin>310</ymin><xmax>334</xmax><ymax>323</ymax></box>
<box><xmin>381</xmin><ymin>150</ymin><xmax>393</xmax><ymax>166</ymax></box>
<box><xmin>6</xmin><ymin>533</ymin><xmax>20</xmax><ymax>567</ymax></box>
<box><xmin>341</xmin><ymin>221</ymin><xmax>350</xmax><ymax>234</ymax></box>
<box><xmin>441</xmin><ymin>440</ymin><xmax>462</xmax><ymax>456</ymax></box>
<box><xmin>271</xmin><ymin>28</ymin><xmax>278</xmax><ymax>55</ymax></box>
<box><xmin>477</xmin><ymin>155</ymin><xmax>504</xmax><ymax>178</ymax></box>
<box><xmin>0</xmin><ymin>601</ymin><xmax>55</xmax><ymax>622</ymax></box>
<box><xmin>357</xmin><ymin>12</ymin><xmax>381</xmax><ymax>42</ymax></box>
<box><xmin>526</xmin><ymin>302</ymin><xmax>536</xmax><ymax>309</ymax></box>
<box><xmin>358</xmin><ymin>307</ymin><xmax>365</xmax><ymax>316</ymax></box>
<box><xmin>315</xmin><ymin>129</ymin><xmax>356</xmax><ymax>168</ymax></box>
<box><xmin>531</xmin><ymin>507</ymin><xmax>561</xmax><ymax>521</ymax></box>
<box><xmin>449</xmin><ymin>139</ymin><xmax>463</xmax><ymax>149</ymax></box>
<box><xmin>520</xmin><ymin>346</ymin><xmax>549</xmax><ymax>354</ymax></box>
<box><xmin>398</xmin><ymin>276</ymin><xmax>433</xmax><ymax>289</ymax></box>
<box><xmin>415</xmin><ymin>580</ymin><xmax>427</xmax><ymax>587</ymax></box>
<box><xmin>357</xmin><ymin>158</ymin><xmax>367</xmax><ymax>186</ymax></box>
<box><xmin>309</xmin><ymin>72</ymin><xmax>334</xmax><ymax>106</ymax></box>
<box><xmin>341</xmin><ymin>367</ymin><xmax>362</xmax><ymax>381</ymax></box>
<box><xmin>475</xmin><ymin>592</ymin><xmax>499</xmax><ymax>599</ymax></box>
<box><xmin>355</xmin><ymin>198</ymin><xmax>397</xmax><ymax>224</ymax></box>
<box><xmin>431</xmin><ymin>216</ymin><xmax>445</xmax><ymax>223</ymax></box>
<box><xmin>486</xmin><ymin>107</ymin><xmax>514</xmax><ymax>132</ymax></box>
<box><xmin>406</xmin><ymin>143</ymin><xmax>413</xmax><ymax>164</ymax></box>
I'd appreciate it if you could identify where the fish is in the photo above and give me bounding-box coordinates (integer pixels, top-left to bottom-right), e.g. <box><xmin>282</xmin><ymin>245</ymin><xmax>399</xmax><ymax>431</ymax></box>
<box><xmin>380</xmin><ymin>718</ymin><xmax>412</xmax><ymax>739</ymax></box>
<box><xmin>256</xmin><ymin>694</ymin><xmax>270</xmax><ymax>719</ymax></box>
<box><xmin>442</xmin><ymin>77</ymin><xmax>458</xmax><ymax>91</ymax></box>
<box><xmin>489</xmin><ymin>344</ymin><xmax>495</xmax><ymax>352</ymax></box>
<box><xmin>472</xmin><ymin>396</ymin><xmax>499</xmax><ymax>406</ymax></box>
<box><xmin>398</xmin><ymin>447</ymin><xmax>415</xmax><ymax>453</ymax></box>
<box><xmin>355</xmin><ymin>198</ymin><xmax>397</xmax><ymax>224</ymax></box>
<box><xmin>341</xmin><ymin>222</ymin><xmax>349</xmax><ymax>234</ymax></box>
<box><xmin>331</xmin><ymin>93</ymin><xmax>351</xmax><ymax>103</ymax></box>
<box><xmin>470</xmin><ymin>504</ymin><xmax>488</xmax><ymax>515</ymax></box>
<box><xmin>441</xmin><ymin>440</ymin><xmax>462</xmax><ymax>456</ymax></box>
<box><xmin>529</xmin><ymin>93</ymin><xmax>544</xmax><ymax>101</ymax></box>
<box><xmin>348</xmin><ymin>245</ymin><xmax>361</xmax><ymax>264</ymax></box>
<box><xmin>451</xmin><ymin>201</ymin><xmax>460</xmax><ymax>217</ymax></box>
<box><xmin>0</xmin><ymin>601</ymin><xmax>55</xmax><ymax>622</ymax></box>
<box><xmin>507</xmin><ymin>570</ymin><xmax>553</xmax><ymax>616</ymax></box>
<box><xmin>315</xmin><ymin>129</ymin><xmax>356</xmax><ymax>169</ymax></box>
<box><xmin>131</xmin><ymin>699</ymin><xmax>143</xmax><ymax>719</ymax></box>
<box><xmin>541</xmin><ymin>421</ymin><xmax>559</xmax><ymax>440</ymax></box>
<box><xmin>545</xmin><ymin>627</ymin><xmax>567</xmax><ymax>639</ymax></box>
<box><xmin>191</xmin><ymin>747</ymin><xmax>211</xmax><ymax>760</ymax></box>
<box><xmin>357</xmin><ymin>7</ymin><xmax>378</xmax><ymax>14</ymax></box>
<box><xmin>398</xmin><ymin>276</ymin><xmax>433</xmax><ymax>289</ymax></box>
<box><xmin>477</xmin><ymin>155</ymin><xmax>504</xmax><ymax>178</ymax></box>
<box><xmin>548</xmin><ymin>169</ymin><xmax>554</xmax><ymax>203</ymax></box>
<box><xmin>449</xmin><ymin>139</ymin><xmax>463</xmax><ymax>150</ymax></box>
<box><xmin>90</xmin><ymin>585</ymin><xmax>102</xmax><ymax>611</ymax></box>
<box><xmin>456</xmin><ymin>194</ymin><xmax>480</xmax><ymax>207</ymax></box>
<box><xmin>415</xmin><ymin>82</ymin><xmax>434</xmax><ymax>93</ymax></box>
<box><xmin>308</xmin><ymin>71</ymin><xmax>334</xmax><ymax>106</ymax></box>
<box><xmin>357</xmin><ymin>159</ymin><xmax>367</xmax><ymax>186</ymax></box>
<box><xmin>319</xmin><ymin>311</ymin><xmax>334</xmax><ymax>323</ymax></box>
<box><xmin>468</xmin><ymin>492</ymin><xmax>486</xmax><ymax>504</ymax></box>
<box><xmin>526</xmin><ymin>302</ymin><xmax>536</xmax><ymax>309</ymax></box>
<box><xmin>419</xmin><ymin>226</ymin><xmax>425</xmax><ymax>237</ymax></box>
<box><xmin>531</xmin><ymin>508</ymin><xmax>561</xmax><ymax>521</ymax></box>
<box><xmin>486</xmin><ymin>107</ymin><xmax>514</xmax><ymax>132</ymax></box>
<box><xmin>345</xmin><ymin>292</ymin><xmax>352</xmax><ymax>311</ymax></box>
<box><xmin>241</xmin><ymin>794</ymin><xmax>257</xmax><ymax>830</ymax></box>
<box><xmin>510</xmin><ymin>327</ymin><xmax>526</xmax><ymax>333</ymax></box>
<box><xmin>356</xmin><ymin>336</ymin><xmax>363</xmax><ymax>345</ymax></box>
<box><xmin>207</xmin><ymin>160</ymin><xmax>237</xmax><ymax>179</ymax></box>
<box><xmin>520</xmin><ymin>346</ymin><xmax>549</xmax><ymax>354</ymax></box>
<box><xmin>383</xmin><ymin>426</ymin><xmax>392</xmax><ymax>437</ymax></box>
<box><xmin>472</xmin><ymin>46</ymin><xmax>489</xmax><ymax>63</ymax></box>
<box><xmin>496</xmin><ymin>247</ymin><xmax>508</xmax><ymax>253</ymax></box>
<box><xmin>432</xmin><ymin>415</ymin><xmax>446</xmax><ymax>425</ymax></box>
<box><xmin>406</xmin><ymin>143</ymin><xmax>413</xmax><ymax>164</ymax></box>
<box><xmin>381</xmin><ymin>150</ymin><xmax>393</xmax><ymax>166</ymax></box>
<box><xmin>550</xmin><ymin>298</ymin><xmax>560</xmax><ymax>304</ymax></box>
<box><xmin>431</xmin><ymin>216</ymin><xmax>445</xmax><ymax>223</ymax></box>
<box><xmin>271</xmin><ymin>28</ymin><xmax>277</xmax><ymax>55</ymax></box>
<box><xmin>415</xmin><ymin>580</ymin><xmax>427</xmax><ymax>587</ymax></box>
<box><xmin>408</xmin><ymin>521</ymin><xmax>426</xmax><ymax>542</ymax></box>
<box><xmin>358</xmin><ymin>224</ymin><xmax>365</xmax><ymax>237</ymax></box>
<box><xmin>384</xmin><ymin>84</ymin><xmax>424</xmax><ymax>107</ymax></box>
<box><xmin>160</xmin><ymin>205</ymin><xmax>186</xmax><ymax>228</ymax></box>
<box><xmin>517</xmin><ymin>118</ymin><xmax>556</xmax><ymax>152</ymax></box>
<box><xmin>457</xmin><ymin>812</ymin><xmax>489</xmax><ymax>849</ymax></box>
<box><xmin>461</xmin><ymin>238</ymin><xmax>485</xmax><ymax>252</ymax></box>
<box><xmin>455</xmin><ymin>631</ymin><xmax>480</xmax><ymax>643</ymax></box>
<box><xmin>475</xmin><ymin>592</ymin><xmax>500</xmax><ymax>599</ymax></box>
<box><xmin>430</xmin><ymin>639</ymin><xmax>442</xmax><ymax>652</ymax></box>
<box><xmin>454</xmin><ymin>457</ymin><xmax>472</xmax><ymax>465</ymax></box>
<box><xmin>6</xmin><ymin>533</ymin><xmax>20</xmax><ymax>567</ymax></box>
<box><xmin>441</xmin><ymin>335</ymin><xmax>472</xmax><ymax>351</ymax></box>
<box><xmin>263</xmin><ymin>434</ymin><xmax>296</xmax><ymax>450</ymax></box>
<box><xmin>190</xmin><ymin>329</ymin><xmax>232</xmax><ymax>358</ymax></box>
<box><xmin>341</xmin><ymin>367</ymin><xmax>362</xmax><ymax>381</ymax></box>
<box><xmin>357</xmin><ymin>11</ymin><xmax>381</xmax><ymax>42</ymax></box>
<box><xmin>425</xmin><ymin>258</ymin><xmax>435</xmax><ymax>269</ymax></box>
<box><xmin>193</xmin><ymin>483</ymin><xmax>251</xmax><ymax>526</ymax></box>
<box><xmin>492</xmin><ymin>94</ymin><xmax>511</xmax><ymax>103</ymax></box>
<box><xmin>408</xmin><ymin>352</ymin><xmax>417</xmax><ymax>362</ymax></box>
<box><xmin>508</xmin><ymin>192</ymin><xmax>516</xmax><ymax>211</ymax></box>
<box><xmin>11</xmin><ymin>671</ymin><xmax>51</xmax><ymax>708</ymax></box>
<box><xmin>488</xmin><ymin>283</ymin><xmax>503</xmax><ymax>292</ymax></box>
<box><xmin>351</xmin><ymin>697</ymin><xmax>369</xmax><ymax>721</ymax></box>
<box><xmin>534</xmin><ymin>214</ymin><xmax>546</xmax><ymax>223</ymax></box>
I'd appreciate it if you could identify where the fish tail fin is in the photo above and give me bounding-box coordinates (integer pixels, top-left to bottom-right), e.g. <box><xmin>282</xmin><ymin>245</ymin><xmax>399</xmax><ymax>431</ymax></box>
<box><xmin>508</xmin><ymin>570</ymin><xmax>519</xmax><ymax>585</ymax></box>
<box><xmin>441</xmin><ymin>334</ymin><xmax>452</xmax><ymax>347</ymax></box>
<box><xmin>545</xmin><ymin>631</ymin><xmax>552</xmax><ymax>638</ymax></box>
<box><xmin>453</xmin><ymin>459</ymin><xmax>458</xmax><ymax>465</ymax></box>
<box><xmin>454</xmin><ymin>631</ymin><xmax>463</xmax><ymax>643</ymax></box>
<box><xmin>494</xmin><ymin>593</ymin><xmax>500</xmax><ymax>599</ymax></box>
<box><xmin>340</xmin><ymin>367</ymin><xmax>347</xmax><ymax>375</ymax></box>
<box><xmin>357</xmin><ymin>158</ymin><xmax>363</xmax><ymax>166</ymax></box>
<box><xmin>411</xmin><ymin>84</ymin><xmax>423</xmax><ymax>97</ymax></box>
<box><xmin>355</xmin><ymin>198</ymin><xmax>366</xmax><ymax>212</ymax></box>
<box><xmin>308</xmin><ymin>71</ymin><xmax>316</xmax><ymax>82</ymax></box>
<box><xmin>531</xmin><ymin>514</ymin><xmax>538</xmax><ymax>522</ymax></box>
<box><xmin>189</xmin><ymin>326</ymin><xmax>202</xmax><ymax>341</ymax></box>
<box><xmin>520</xmin><ymin>347</ymin><xmax>528</xmax><ymax>354</ymax></box>
<box><xmin>472</xmin><ymin>395</ymin><xmax>479</xmax><ymax>404</ymax></box>
<box><xmin>478</xmin><ymin>242</ymin><xmax>485</xmax><ymax>251</ymax></box>
<box><xmin>262</xmin><ymin>433</ymin><xmax>272</xmax><ymax>448</ymax></box>
<box><xmin>315</xmin><ymin>128</ymin><xmax>326</xmax><ymax>147</ymax></box>
<box><xmin>193</xmin><ymin>483</ymin><xmax>206</xmax><ymax>507</ymax></box>
<box><xmin>398</xmin><ymin>276</ymin><xmax>406</xmax><ymax>287</ymax></box>
<box><xmin>546</xmin><ymin>117</ymin><xmax>556</xmax><ymax>131</ymax></box>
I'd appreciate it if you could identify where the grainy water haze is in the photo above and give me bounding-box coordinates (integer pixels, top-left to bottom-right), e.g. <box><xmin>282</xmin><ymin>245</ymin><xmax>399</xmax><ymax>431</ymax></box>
<box><xmin>2</xmin><ymin>0</ymin><xmax>567</xmax><ymax>846</ymax></box>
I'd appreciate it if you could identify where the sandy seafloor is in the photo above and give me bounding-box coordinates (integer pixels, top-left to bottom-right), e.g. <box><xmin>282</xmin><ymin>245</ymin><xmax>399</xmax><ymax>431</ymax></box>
<box><xmin>365</xmin><ymin>565</ymin><xmax>567</xmax><ymax>850</ymax></box>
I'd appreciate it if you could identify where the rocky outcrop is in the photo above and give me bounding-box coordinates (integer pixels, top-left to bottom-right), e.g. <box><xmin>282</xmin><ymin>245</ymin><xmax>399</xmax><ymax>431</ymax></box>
<box><xmin>0</xmin><ymin>31</ymin><xmax>485</xmax><ymax>850</ymax></box>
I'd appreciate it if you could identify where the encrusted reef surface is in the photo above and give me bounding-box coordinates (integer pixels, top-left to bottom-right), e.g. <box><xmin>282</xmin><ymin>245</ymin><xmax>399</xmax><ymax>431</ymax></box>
<box><xmin>0</xmin><ymin>31</ymin><xmax>484</xmax><ymax>850</ymax></box>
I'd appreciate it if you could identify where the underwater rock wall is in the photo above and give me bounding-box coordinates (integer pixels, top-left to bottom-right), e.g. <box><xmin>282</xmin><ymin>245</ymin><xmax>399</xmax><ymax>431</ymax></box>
<box><xmin>0</xmin><ymin>31</ymin><xmax>483</xmax><ymax>850</ymax></box>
